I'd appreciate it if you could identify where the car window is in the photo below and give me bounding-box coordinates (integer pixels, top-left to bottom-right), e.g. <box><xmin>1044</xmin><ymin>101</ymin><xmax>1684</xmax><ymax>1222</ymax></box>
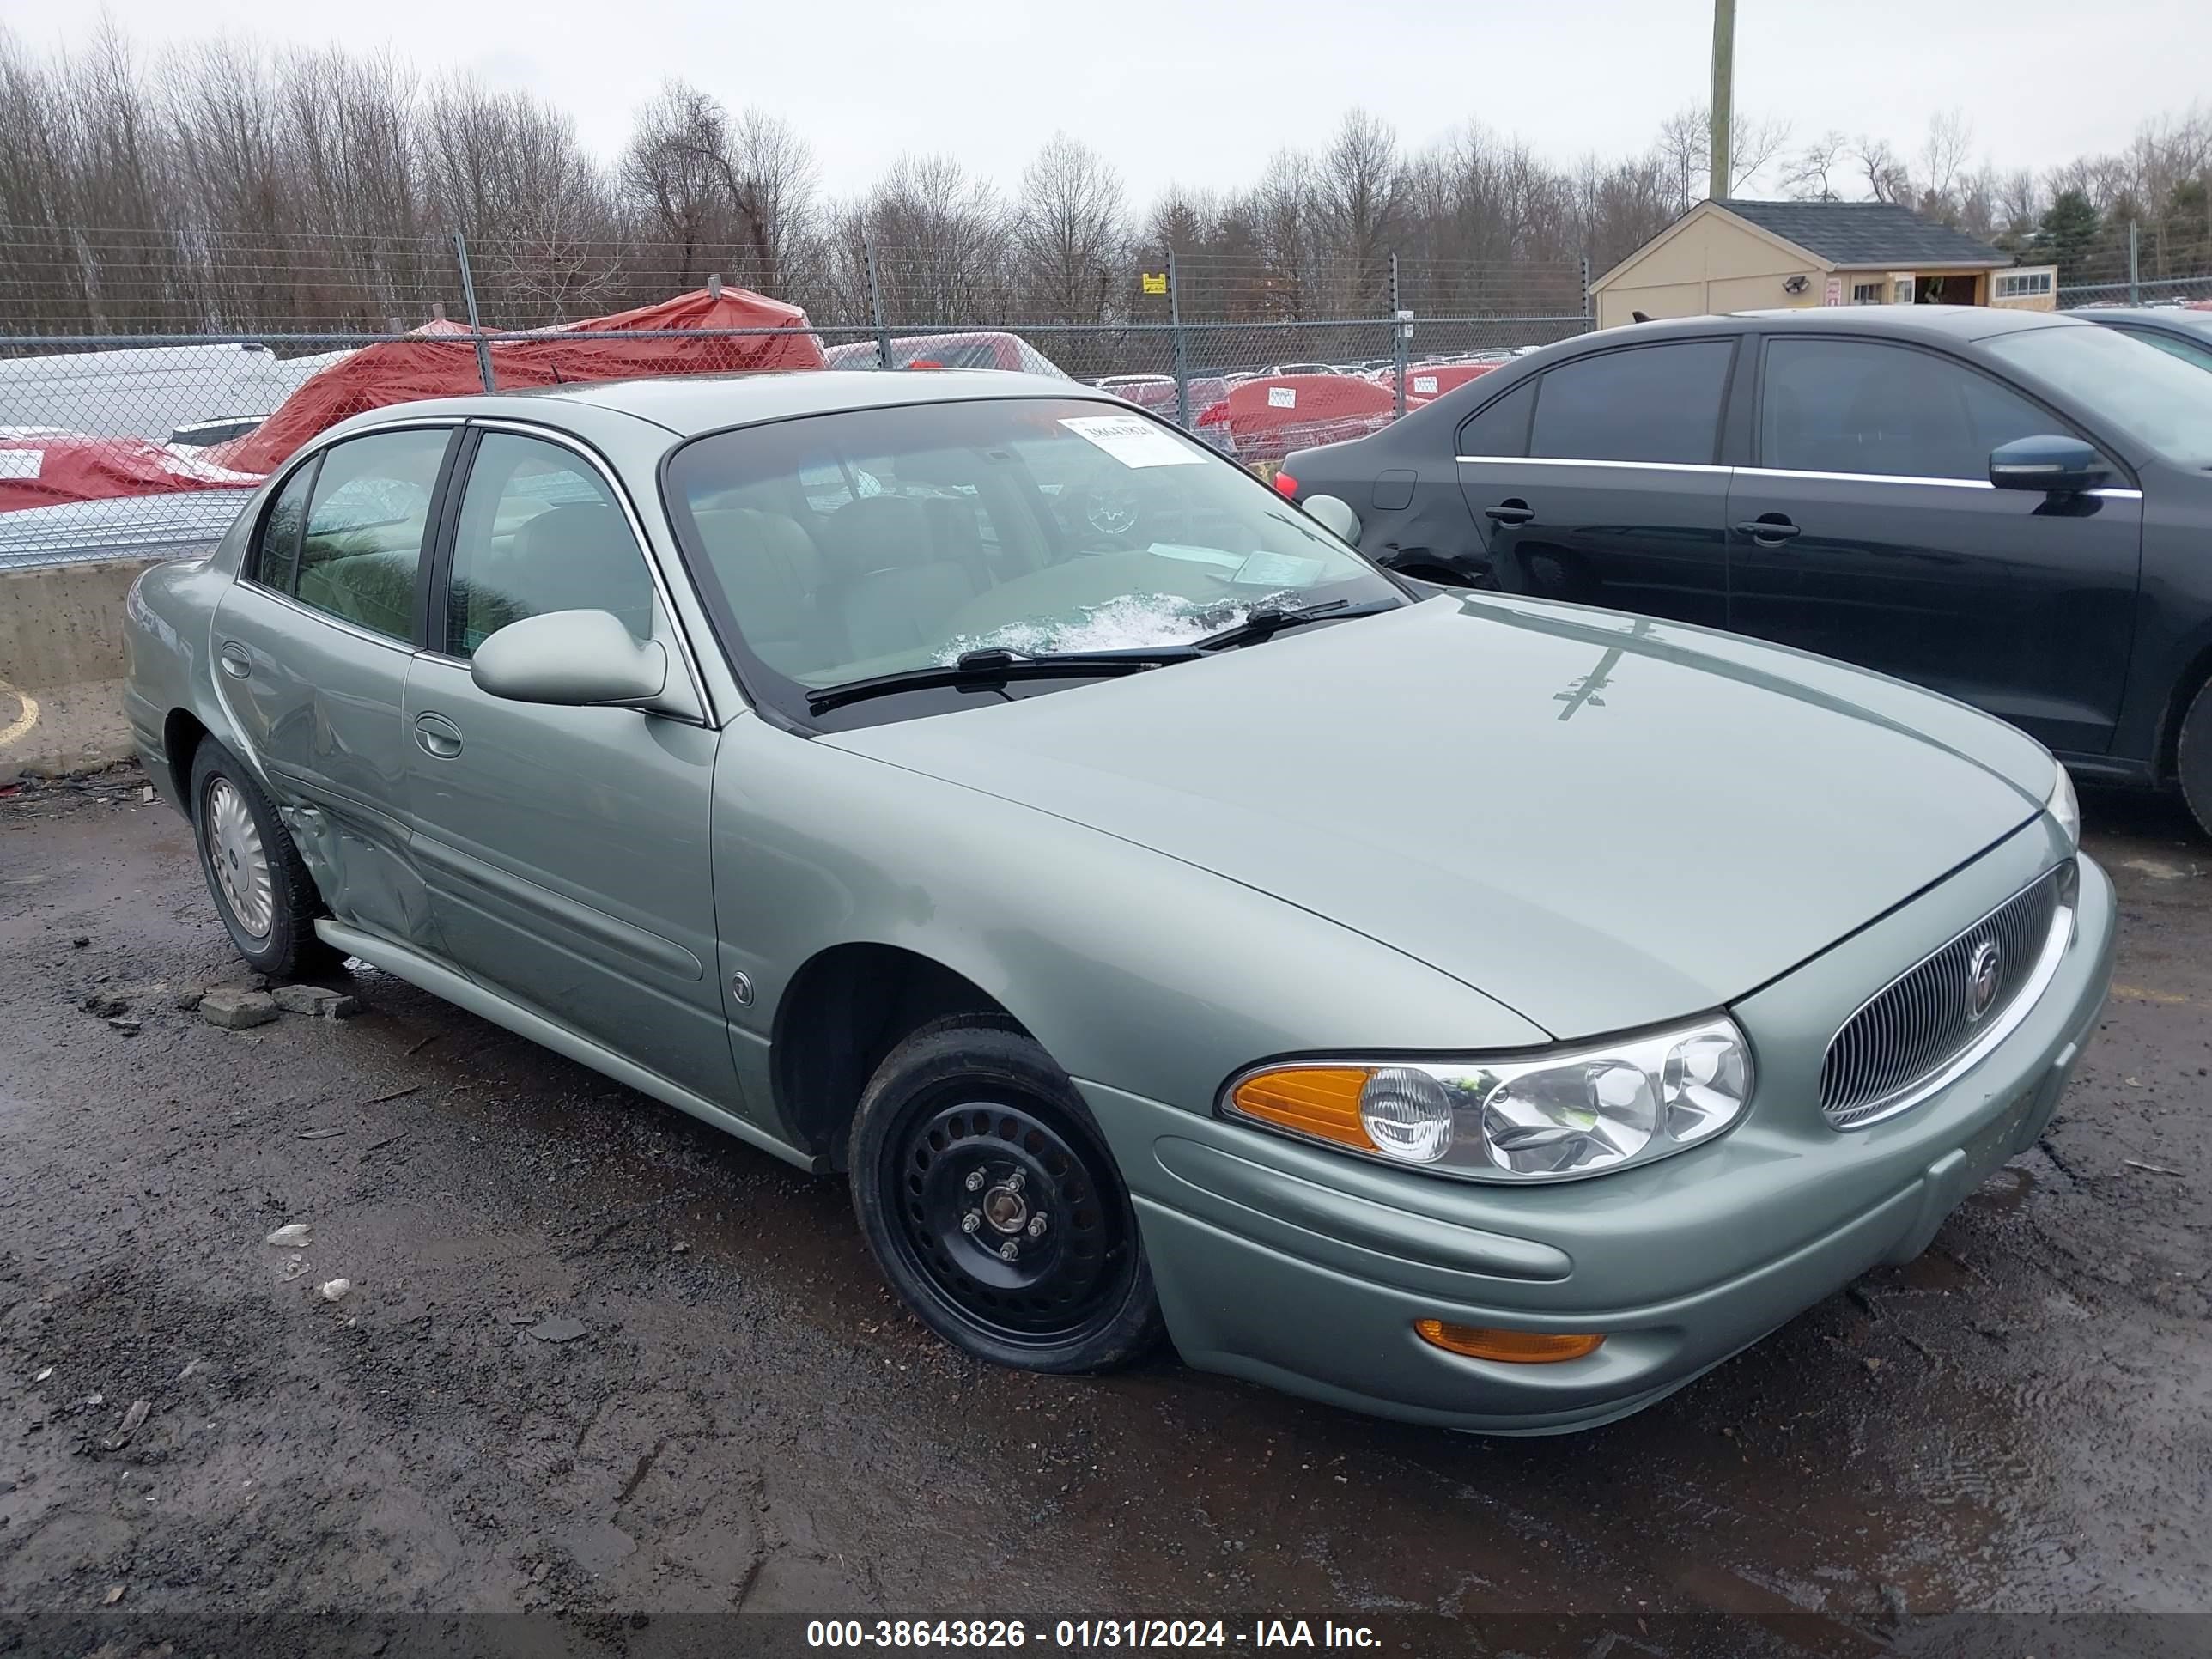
<box><xmin>293</xmin><ymin>428</ymin><xmax>450</xmax><ymax>642</ymax></box>
<box><xmin>1527</xmin><ymin>343</ymin><xmax>1733</xmax><ymax>465</ymax></box>
<box><xmin>665</xmin><ymin>398</ymin><xmax>1401</xmax><ymax>714</ymax></box>
<box><xmin>1984</xmin><ymin>323</ymin><xmax>2212</xmax><ymax>469</ymax></box>
<box><xmin>442</xmin><ymin>432</ymin><xmax>659</xmax><ymax>659</ymax></box>
<box><xmin>1761</xmin><ymin>338</ymin><xmax>2073</xmax><ymax>481</ymax></box>
<box><xmin>1455</xmin><ymin>380</ymin><xmax>1535</xmax><ymax>459</ymax></box>
<box><xmin>2117</xmin><ymin>327</ymin><xmax>2212</xmax><ymax>376</ymax></box>
<box><xmin>252</xmin><ymin>459</ymin><xmax>316</xmax><ymax>595</ymax></box>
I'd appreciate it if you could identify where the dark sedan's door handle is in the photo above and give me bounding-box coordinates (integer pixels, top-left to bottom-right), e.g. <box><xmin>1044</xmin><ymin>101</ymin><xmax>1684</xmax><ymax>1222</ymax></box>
<box><xmin>218</xmin><ymin>642</ymin><xmax>252</xmax><ymax>680</ymax></box>
<box><xmin>1484</xmin><ymin>501</ymin><xmax>1535</xmax><ymax>526</ymax></box>
<box><xmin>413</xmin><ymin>712</ymin><xmax>464</xmax><ymax>759</ymax></box>
<box><xmin>1735</xmin><ymin>515</ymin><xmax>1802</xmax><ymax>544</ymax></box>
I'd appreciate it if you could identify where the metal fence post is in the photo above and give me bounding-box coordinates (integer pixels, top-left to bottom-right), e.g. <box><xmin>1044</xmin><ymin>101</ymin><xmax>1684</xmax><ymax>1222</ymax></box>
<box><xmin>1389</xmin><ymin>253</ymin><xmax>1407</xmax><ymax>421</ymax></box>
<box><xmin>1581</xmin><ymin>254</ymin><xmax>1592</xmax><ymax>323</ymax></box>
<box><xmin>1168</xmin><ymin>251</ymin><xmax>1190</xmax><ymax>429</ymax></box>
<box><xmin>2129</xmin><ymin>220</ymin><xmax>2141</xmax><ymax>305</ymax></box>
<box><xmin>865</xmin><ymin>238</ymin><xmax>892</xmax><ymax>368</ymax></box>
<box><xmin>453</xmin><ymin>233</ymin><xmax>495</xmax><ymax>392</ymax></box>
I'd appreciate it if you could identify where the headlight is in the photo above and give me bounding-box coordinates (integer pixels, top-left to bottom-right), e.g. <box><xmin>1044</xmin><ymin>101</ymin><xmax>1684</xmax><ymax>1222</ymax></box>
<box><xmin>1223</xmin><ymin>1016</ymin><xmax>1753</xmax><ymax>1182</ymax></box>
<box><xmin>2046</xmin><ymin>763</ymin><xmax>2080</xmax><ymax>849</ymax></box>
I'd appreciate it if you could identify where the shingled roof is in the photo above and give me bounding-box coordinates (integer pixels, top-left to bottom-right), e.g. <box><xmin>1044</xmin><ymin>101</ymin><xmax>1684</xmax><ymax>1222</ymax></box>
<box><xmin>1718</xmin><ymin>200</ymin><xmax>2010</xmax><ymax>267</ymax></box>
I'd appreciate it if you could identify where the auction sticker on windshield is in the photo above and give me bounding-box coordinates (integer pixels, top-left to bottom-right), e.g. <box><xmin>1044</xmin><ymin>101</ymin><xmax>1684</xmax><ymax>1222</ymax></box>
<box><xmin>1059</xmin><ymin>415</ymin><xmax>1206</xmax><ymax>468</ymax></box>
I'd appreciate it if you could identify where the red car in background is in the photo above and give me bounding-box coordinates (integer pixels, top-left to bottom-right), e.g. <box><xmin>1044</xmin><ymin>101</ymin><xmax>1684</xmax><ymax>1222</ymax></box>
<box><xmin>1194</xmin><ymin>374</ymin><xmax>1395</xmax><ymax>465</ymax></box>
<box><xmin>823</xmin><ymin>331</ymin><xmax>1070</xmax><ymax>377</ymax></box>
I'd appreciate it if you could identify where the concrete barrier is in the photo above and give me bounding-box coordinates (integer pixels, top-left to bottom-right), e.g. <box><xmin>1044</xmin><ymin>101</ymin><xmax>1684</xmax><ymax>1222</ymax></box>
<box><xmin>0</xmin><ymin>556</ymin><xmax>157</xmax><ymax>784</ymax></box>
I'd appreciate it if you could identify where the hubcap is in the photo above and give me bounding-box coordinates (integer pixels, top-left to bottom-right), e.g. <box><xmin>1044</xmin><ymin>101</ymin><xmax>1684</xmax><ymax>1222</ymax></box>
<box><xmin>890</xmin><ymin>1096</ymin><xmax>1133</xmax><ymax>1347</ymax></box>
<box><xmin>203</xmin><ymin>777</ymin><xmax>274</xmax><ymax>940</ymax></box>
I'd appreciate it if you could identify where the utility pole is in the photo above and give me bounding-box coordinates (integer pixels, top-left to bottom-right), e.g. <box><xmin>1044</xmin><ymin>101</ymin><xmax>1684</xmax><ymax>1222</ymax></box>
<box><xmin>1708</xmin><ymin>0</ymin><xmax>1735</xmax><ymax>202</ymax></box>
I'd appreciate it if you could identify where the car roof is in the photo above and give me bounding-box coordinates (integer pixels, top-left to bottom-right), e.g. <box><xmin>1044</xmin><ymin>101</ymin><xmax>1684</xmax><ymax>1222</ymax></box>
<box><xmin>2073</xmin><ymin>306</ymin><xmax>2212</xmax><ymax>333</ymax></box>
<box><xmin>1592</xmin><ymin>305</ymin><xmax>2090</xmax><ymax>347</ymax></box>
<box><xmin>345</xmin><ymin>368</ymin><xmax>1101</xmax><ymax>438</ymax></box>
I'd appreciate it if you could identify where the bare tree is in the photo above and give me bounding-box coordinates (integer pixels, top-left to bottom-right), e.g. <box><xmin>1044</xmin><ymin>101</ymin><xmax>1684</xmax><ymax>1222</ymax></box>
<box><xmin>1919</xmin><ymin>110</ymin><xmax>1973</xmax><ymax>208</ymax></box>
<box><xmin>1852</xmin><ymin>135</ymin><xmax>1913</xmax><ymax>204</ymax></box>
<box><xmin>1311</xmin><ymin>110</ymin><xmax>1403</xmax><ymax>308</ymax></box>
<box><xmin>1015</xmin><ymin>132</ymin><xmax>1127</xmax><ymax>325</ymax></box>
<box><xmin>1783</xmin><ymin>130</ymin><xmax>1850</xmax><ymax>201</ymax></box>
<box><xmin>1655</xmin><ymin>105</ymin><xmax>1792</xmax><ymax>203</ymax></box>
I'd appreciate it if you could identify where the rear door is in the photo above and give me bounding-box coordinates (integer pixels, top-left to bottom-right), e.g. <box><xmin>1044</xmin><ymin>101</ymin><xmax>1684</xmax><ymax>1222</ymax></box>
<box><xmin>1726</xmin><ymin>335</ymin><xmax>2142</xmax><ymax>754</ymax></box>
<box><xmin>399</xmin><ymin>424</ymin><xmax>738</xmax><ymax>1104</ymax></box>
<box><xmin>1455</xmin><ymin>338</ymin><xmax>1738</xmax><ymax>628</ymax></box>
<box><xmin>210</xmin><ymin>423</ymin><xmax>457</xmax><ymax>945</ymax></box>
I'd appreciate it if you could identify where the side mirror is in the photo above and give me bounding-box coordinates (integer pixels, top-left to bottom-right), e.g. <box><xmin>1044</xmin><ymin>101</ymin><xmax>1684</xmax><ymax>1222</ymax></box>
<box><xmin>471</xmin><ymin>609</ymin><xmax>667</xmax><ymax>708</ymax></box>
<box><xmin>1302</xmin><ymin>492</ymin><xmax>1362</xmax><ymax>544</ymax></box>
<box><xmin>1990</xmin><ymin>434</ymin><xmax>2110</xmax><ymax>494</ymax></box>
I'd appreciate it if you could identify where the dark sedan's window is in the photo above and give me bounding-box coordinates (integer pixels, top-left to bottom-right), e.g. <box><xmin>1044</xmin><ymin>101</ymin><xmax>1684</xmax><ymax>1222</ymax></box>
<box><xmin>290</xmin><ymin>429</ymin><xmax>450</xmax><ymax>643</ymax></box>
<box><xmin>2117</xmin><ymin>327</ymin><xmax>2212</xmax><ymax>375</ymax></box>
<box><xmin>1527</xmin><ymin>342</ymin><xmax>1733</xmax><ymax>466</ymax></box>
<box><xmin>1759</xmin><ymin>339</ymin><xmax>2058</xmax><ymax>482</ymax></box>
<box><xmin>1455</xmin><ymin>380</ymin><xmax>1535</xmax><ymax>459</ymax></box>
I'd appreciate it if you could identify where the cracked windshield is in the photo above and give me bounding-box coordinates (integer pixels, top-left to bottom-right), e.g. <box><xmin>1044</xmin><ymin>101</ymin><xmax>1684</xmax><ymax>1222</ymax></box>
<box><xmin>665</xmin><ymin>396</ymin><xmax>1400</xmax><ymax>704</ymax></box>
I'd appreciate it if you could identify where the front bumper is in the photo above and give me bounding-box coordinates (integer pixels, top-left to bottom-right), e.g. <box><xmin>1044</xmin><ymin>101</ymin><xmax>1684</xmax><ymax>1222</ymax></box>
<box><xmin>1080</xmin><ymin>833</ymin><xmax>2115</xmax><ymax>1435</ymax></box>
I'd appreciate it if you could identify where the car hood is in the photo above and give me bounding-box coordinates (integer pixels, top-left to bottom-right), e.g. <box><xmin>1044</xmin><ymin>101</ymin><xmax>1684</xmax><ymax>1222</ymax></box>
<box><xmin>823</xmin><ymin>594</ymin><xmax>2052</xmax><ymax>1039</ymax></box>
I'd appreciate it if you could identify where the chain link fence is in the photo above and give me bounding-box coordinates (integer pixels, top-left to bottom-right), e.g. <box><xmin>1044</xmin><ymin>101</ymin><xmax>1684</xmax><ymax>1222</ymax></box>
<box><xmin>0</xmin><ymin>229</ymin><xmax>1590</xmax><ymax>568</ymax></box>
<box><xmin>2056</xmin><ymin>219</ymin><xmax>2212</xmax><ymax>311</ymax></box>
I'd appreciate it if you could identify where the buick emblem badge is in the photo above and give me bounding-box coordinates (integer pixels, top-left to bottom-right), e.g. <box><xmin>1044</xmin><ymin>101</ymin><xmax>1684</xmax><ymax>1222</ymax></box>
<box><xmin>1966</xmin><ymin>940</ymin><xmax>2002</xmax><ymax>1022</ymax></box>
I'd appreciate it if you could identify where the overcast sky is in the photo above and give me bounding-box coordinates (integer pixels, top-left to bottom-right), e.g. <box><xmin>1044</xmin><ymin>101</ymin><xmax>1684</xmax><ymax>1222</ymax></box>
<box><xmin>5</xmin><ymin>0</ymin><xmax>2206</xmax><ymax>203</ymax></box>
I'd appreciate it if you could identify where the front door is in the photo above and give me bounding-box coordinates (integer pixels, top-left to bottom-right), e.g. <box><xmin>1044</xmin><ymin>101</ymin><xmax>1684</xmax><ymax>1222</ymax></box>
<box><xmin>1726</xmin><ymin>335</ymin><xmax>2143</xmax><ymax>755</ymax></box>
<box><xmin>1455</xmin><ymin>337</ymin><xmax>1739</xmax><ymax>629</ymax></box>
<box><xmin>399</xmin><ymin>427</ymin><xmax>737</xmax><ymax>1105</ymax></box>
<box><xmin>210</xmin><ymin>425</ymin><xmax>456</xmax><ymax>945</ymax></box>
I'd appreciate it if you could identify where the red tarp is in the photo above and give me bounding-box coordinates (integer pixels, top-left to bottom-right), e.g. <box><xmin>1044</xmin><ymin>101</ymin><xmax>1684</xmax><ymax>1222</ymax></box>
<box><xmin>0</xmin><ymin>432</ymin><xmax>262</xmax><ymax>514</ymax></box>
<box><xmin>1194</xmin><ymin>374</ymin><xmax>1396</xmax><ymax>463</ymax></box>
<box><xmin>214</xmin><ymin>285</ymin><xmax>826</xmax><ymax>475</ymax></box>
<box><xmin>1382</xmin><ymin>361</ymin><xmax>1503</xmax><ymax>407</ymax></box>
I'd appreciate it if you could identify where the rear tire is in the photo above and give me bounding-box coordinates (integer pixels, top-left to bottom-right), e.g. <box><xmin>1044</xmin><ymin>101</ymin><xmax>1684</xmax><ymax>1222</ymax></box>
<box><xmin>188</xmin><ymin>738</ymin><xmax>336</xmax><ymax>979</ymax></box>
<box><xmin>2177</xmin><ymin>678</ymin><xmax>2212</xmax><ymax>841</ymax></box>
<box><xmin>848</xmin><ymin>1018</ymin><xmax>1164</xmax><ymax>1374</ymax></box>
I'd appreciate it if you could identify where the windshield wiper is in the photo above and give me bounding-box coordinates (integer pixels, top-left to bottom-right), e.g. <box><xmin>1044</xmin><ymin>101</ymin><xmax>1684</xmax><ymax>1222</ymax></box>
<box><xmin>805</xmin><ymin>646</ymin><xmax>1195</xmax><ymax>714</ymax></box>
<box><xmin>1193</xmin><ymin>598</ymin><xmax>1398</xmax><ymax>653</ymax></box>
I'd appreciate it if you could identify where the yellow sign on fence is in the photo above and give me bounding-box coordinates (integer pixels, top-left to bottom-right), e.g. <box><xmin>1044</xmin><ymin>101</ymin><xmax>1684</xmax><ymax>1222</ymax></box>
<box><xmin>1140</xmin><ymin>271</ymin><xmax>1168</xmax><ymax>295</ymax></box>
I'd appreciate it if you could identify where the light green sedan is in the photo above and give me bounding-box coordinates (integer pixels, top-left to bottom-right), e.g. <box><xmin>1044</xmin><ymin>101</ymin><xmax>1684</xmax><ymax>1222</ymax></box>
<box><xmin>122</xmin><ymin>371</ymin><xmax>2115</xmax><ymax>1433</ymax></box>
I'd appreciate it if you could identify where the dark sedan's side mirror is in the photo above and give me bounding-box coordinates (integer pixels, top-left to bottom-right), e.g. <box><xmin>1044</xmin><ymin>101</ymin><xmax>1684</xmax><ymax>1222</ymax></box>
<box><xmin>471</xmin><ymin>609</ymin><xmax>667</xmax><ymax>708</ymax></box>
<box><xmin>1990</xmin><ymin>434</ymin><xmax>2111</xmax><ymax>494</ymax></box>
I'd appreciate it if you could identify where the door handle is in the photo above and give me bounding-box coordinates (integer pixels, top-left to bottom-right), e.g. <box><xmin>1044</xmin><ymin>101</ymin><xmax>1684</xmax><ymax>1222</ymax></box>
<box><xmin>413</xmin><ymin>712</ymin><xmax>464</xmax><ymax>759</ymax></box>
<box><xmin>1484</xmin><ymin>501</ymin><xmax>1535</xmax><ymax>526</ymax></box>
<box><xmin>218</xmin><ymin>642</ymin><xmax>252</xmax><ymax>680</ymax></box>
<box><xmin>1734</xmin><ymin>515</ymin><xmax>1802</xmax><ymax>544</ymax></box>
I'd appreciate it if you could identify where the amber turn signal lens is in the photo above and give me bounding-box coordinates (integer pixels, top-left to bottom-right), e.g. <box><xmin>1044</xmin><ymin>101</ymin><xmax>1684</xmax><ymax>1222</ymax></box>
<box><xmin>1230</xmin><ymin>1066</ymin><xmax>1376</xmax><ymax>1152</ymax></box>
<box><xmin>1414</xmin><ymin>1321</ymin><xmax>1604</xmax><ymax>1364</ymax></box>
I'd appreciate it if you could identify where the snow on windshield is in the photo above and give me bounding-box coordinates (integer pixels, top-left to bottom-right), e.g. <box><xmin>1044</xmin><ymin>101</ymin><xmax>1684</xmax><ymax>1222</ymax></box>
<box><xmin>936</xmin><ymin>592</ymin><xmax>1295</xmax><ymax>664</ymax></box>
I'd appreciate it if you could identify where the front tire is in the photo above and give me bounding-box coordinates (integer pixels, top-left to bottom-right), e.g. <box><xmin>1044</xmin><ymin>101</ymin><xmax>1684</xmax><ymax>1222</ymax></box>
<box><xmin>848</xmin><ymin>1018</ymin><xmax>1164</xmax><ymax>1373</ymax></box>
<box><xmin>2177</xmin><ymin>678</ymin><xmax>2212</xmax><ymax>840</ymax></box>
<box><xmin>189</xmin><ymin>738</ymin><xmax>336</xmax><ymax>978</ymax></box>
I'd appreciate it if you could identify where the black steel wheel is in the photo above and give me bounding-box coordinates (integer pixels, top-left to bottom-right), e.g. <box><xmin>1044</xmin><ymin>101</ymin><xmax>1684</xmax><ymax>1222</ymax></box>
<box><xmin>849</xmin><ymin>1018</ymin><xmax>1164</xmax><ymax>1372</ymax></box>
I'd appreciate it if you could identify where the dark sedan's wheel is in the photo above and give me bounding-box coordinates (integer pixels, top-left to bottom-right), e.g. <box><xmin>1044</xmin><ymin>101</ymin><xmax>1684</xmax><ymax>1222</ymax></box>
<box><xmin>2179</xmin><ymin>678</ymin><xmax>2212</xmax><ymax>841</ymax></box>
<box><xmin>849</xmin><ymin>1018</ymin><xmax>1164</xmax><ymax>1373</ymax></box>
<box><xmin>188</xmin><ymin>738</ymin><xmax>336</xmax><ymax>978</ymax></box>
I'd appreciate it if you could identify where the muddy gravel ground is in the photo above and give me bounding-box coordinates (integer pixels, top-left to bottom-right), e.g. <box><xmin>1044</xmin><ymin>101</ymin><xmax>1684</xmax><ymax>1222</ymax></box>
<box><xmin>1</xmin><ymin>766</ymin><xmax>2208</xmax><ymax>1656</ymax></box>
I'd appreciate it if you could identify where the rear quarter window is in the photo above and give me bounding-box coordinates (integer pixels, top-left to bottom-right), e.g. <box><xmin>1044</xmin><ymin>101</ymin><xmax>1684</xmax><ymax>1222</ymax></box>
<box><xmin>1527</xmin><ymin>342</ymin><xmax>1735</xmax><ymax>465</ymax></box>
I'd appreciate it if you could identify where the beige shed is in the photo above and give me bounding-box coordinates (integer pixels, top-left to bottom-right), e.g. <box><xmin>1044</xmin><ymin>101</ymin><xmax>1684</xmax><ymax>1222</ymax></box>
<box><xmin>1589</xmin><ymin>200</ymin><xmax>2047</xmax><ymax>330</ymax></box>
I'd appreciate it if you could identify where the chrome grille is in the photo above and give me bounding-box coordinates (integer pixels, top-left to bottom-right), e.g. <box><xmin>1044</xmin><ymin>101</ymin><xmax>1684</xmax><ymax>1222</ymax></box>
<box><xmin>1819</xmin><ymin>863</ymin><xmax>2071</xmax><ymax>1128</ymax></box>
